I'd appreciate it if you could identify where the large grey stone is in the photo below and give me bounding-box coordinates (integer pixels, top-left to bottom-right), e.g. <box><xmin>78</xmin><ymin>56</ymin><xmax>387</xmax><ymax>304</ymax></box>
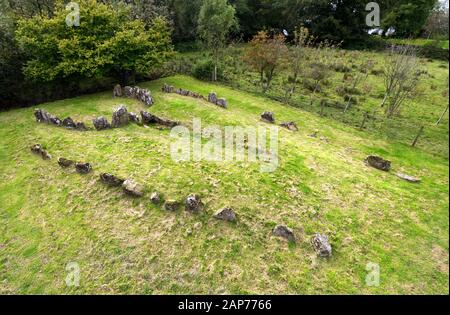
<box><xmin>311</xmin><ymin>233</ymin><xmax>332</xmax><ymax>258</ymax></box>
<box><xmin>208</xmin><ymin>92</ymin><xmax>218</xmax><ymax>104</ymax></box>
<box><xmin>112</xmin><ymin>105</ymin><xmax>129</xmax><ymax>128</ymax></box>
<box><xmin>213</xmin><ymin>207</ymin><xmax>237</xmax><ymax>222</ymax></box>
<box><xmin>261</xmin><ymin>111</ymin><xmax>275</xmax><ymax>123</ymax></box>
<box><xmin>140</xmin><ymin>111</ymin><xmax>179</xmax><ymax>128</ymax></box>
<box><xmin>185</xmin><ymin>194</ymin><xmax>204</xmax><ymax>213</ymax></box>
<box><xmin>75</xmin><ymin>162</ymin><xmax>92</xmax><ymax>174</ymax></box>
<box><xmin>100</xmin><ymin>173</ymin><xmax>125</xmax><ymax>187</ymax></box>
<box><xmin>216</xmin><ymin>98</ymin><xmax>228</xmax><ymax>108</ymax></box>
<box><xmin>113</xmin><ymin>84</ymin><xmax>122</xmax><ymax>97</ymax></box>
<box><xmin>93</xmin><ymin>116</ymin><xmax>111</xmax><ymax>131</ymax></box>
<box><xmin>58</xmin><ymin>157</ymin><xmax>74</xmax><ymax>168</ymax></box>
<box><xmin>122</xmin><ymin>179</ymin><xmax>144</xmax><ymax>197</ymax></box>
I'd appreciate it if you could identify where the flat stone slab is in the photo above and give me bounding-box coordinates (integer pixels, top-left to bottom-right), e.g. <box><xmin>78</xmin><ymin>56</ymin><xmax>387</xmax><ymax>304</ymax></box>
<box><xmin>214</xmin><ymin>207</ymin><xmax>237</xmax><ymax>222</ymax></box>
<box><xmin>122</xmin><ymin>179</ymin><xmax>144</xmax><ymax>197</ymax></box>
<box><xmin>365</xmin><ymin>155</ymin><xmax>391</xmax><ymax>172</ymax></box>
<box><xmin>273</xmin><ymin>225</ymin><xmax>296</xmax><ymax>242</ymax></box>
<box><xmin>396</xmin><ymin>173</ymin><xmax>421</xmax><ymax>183</ymax></box>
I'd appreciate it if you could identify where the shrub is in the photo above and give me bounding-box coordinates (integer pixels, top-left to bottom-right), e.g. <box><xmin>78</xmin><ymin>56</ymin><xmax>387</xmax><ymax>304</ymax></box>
<box><xmin>192</xmin><ymin>58</ymin><xmax>224</xmax><ymax>81</ymax></box>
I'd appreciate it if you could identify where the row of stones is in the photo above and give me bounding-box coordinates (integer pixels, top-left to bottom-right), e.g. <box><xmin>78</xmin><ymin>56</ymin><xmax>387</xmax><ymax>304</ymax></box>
<box><xmin>35</xmin><ymin>106</ymin><xmax>179</xmax><ymax>132</ymax></box>
<box><xmin>114</xmin><ymin>84</ymin><xmax>154</xmax><ymax>107</ymax></box>
<box><xmin>260</xmin><ymin>111</ymin><xmax>299</xmax><ymax>132</ymax></box>
<box><xmin>162</xmin><ymin>84</ymin><xmax>228</xmax><ymax>108</ymax></box>
<box><xmin>30</xmin><ymin>143</ymin><xmax>333</xmax><ymax>258</ymax></box>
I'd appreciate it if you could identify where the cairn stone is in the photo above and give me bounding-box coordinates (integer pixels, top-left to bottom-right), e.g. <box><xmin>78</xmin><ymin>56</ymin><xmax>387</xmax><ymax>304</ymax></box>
<box><xmin>30</xmin><ymin>144</ymin><xmax>52</xmax><ymax>160</ymax></box>
<box><xmin>365</xmin><ymin>156</ymin><xmax>391</xmax><ymax>172</ymax></box>
<box><xmin>112</xmin><ymin>105</ymin><xmax>129</xmax><ymax>128</ymax></box>
<box><xmin>396</xmin><ymin>173</ymin><xmax>421</xmax><ymax>183</ymax></box>
<box><xmin>185</xmin><ymin>194</ymin><xmax>204</xmax><ymax>213</ymax></box>
<box><xmin>34</xmin><ymin>109</ymin><xmax>61</xmax><ymax>126</ymax></box>
<box><xmin>128</xmin><ymin>112</ymin><xmax>140</xmax><ymax>124</ymax></box>
<box><xmin>216</xmin><ymin>98</ymin><xmax>228</xmax><ymax>108</ymax></box>
<box><xmin>208</xmin><ymin>92</ymin><xmax>218</xmax><ymax>104</ymax></box>
<box><xmin>75</xmin><ymin>162</ymin><xmax>92</xmax><ymax>174</ymax></box>
<box><xmin>280</xmin><ymin>121</ymin><xmax>298</xmax><ymax>131</ymax></box>
<box><xmin>58</xmin><ymin>157</ymin><xmax>74</xmax><ymax>168</ymax></box>
<box><xmin>140</xmin><ymin>111</ymin><xmax>179</xmax><ymax>128</ymax></box>
<box><xmin>273</xmin><ymin>225</ymin><xmax>296</xmax><ymax>242</ymax></box>
<box><xmin>311</xmin><ymin>233</ymin><xmax>332</xmax><ymax>258</ymax></box>
<box><xmin>113</xmin><ymin>84</ymin><xmax>122</xmax><ymax>97</ymax></box>
<box><xmin>76</xmin><ymin>122</ymin><xmax>88</xmax><ymax>131</ymax></box>
<box><xmin>150</xmin><ymin>192</ymin><xmax>161</xmax><ymax>205</ymax></box>
<box><xmin>140</xmin><ymin>90</ymin><xmax>153</xmax><ymax>106</ymax></box>
<box><xmin>123</xmin><ymin>86</ymin><xmax>135</xmax><ymax>98</ymax></box>
<box><xmin>100</xmin><ymin>173</ymin><xmax>125</xmax><ymax>187</ymax></box>
<box><xmin>62</xmin><ymin>117</ymin><xmax>76</xmax><ymax>129</ymax></box>
<box><xmin>162</xmin><ymin>84</ymin><xmax>174</xmax><ymax>93</ymax></box>
<box><xmin>164</xmin><ymin>200</ymin><xmax>180</xmax><ymax>212</ymax></box>
<box><xmin>93</xmin><ymin>116</ymin><xmax>111</xmax><ymax>131</ymax></box>
<box><xmin>261</xmin><ymin>111</ymin><xmax>275</xmax><ymax>123</ymax></box>
<box><xmin>122</xmin><ymin>179</ymin><xmax>144</xmax><ymax>197</ymax></box>
<box><xmin>213</xmin><ymin>207</ymin><xmax>237</xmax><ymax>222</ymax></box>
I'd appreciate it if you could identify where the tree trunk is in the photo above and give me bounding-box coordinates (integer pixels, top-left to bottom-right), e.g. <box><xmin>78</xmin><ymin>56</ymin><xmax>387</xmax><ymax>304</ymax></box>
<box><xmin>344</xmin><ymin>96</ymin><xmax>353</xmax><ymax>113</ymax></box>
<box><xmin>411</xmin><ymin>126</ymin><xmax>424</xmax><ymax>147</ymax></box>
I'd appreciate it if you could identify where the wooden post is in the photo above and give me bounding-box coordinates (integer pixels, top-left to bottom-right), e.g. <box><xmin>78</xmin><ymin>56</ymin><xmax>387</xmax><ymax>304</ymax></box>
<box><xmin>411</xmin><ymin>126</ymin><xmax>424</xmax><ymax>147</ymax></box>
<box><xmin>360</xmin><ymin>111</ymin><xmax>369</xmax><ymax>129</ymax></box>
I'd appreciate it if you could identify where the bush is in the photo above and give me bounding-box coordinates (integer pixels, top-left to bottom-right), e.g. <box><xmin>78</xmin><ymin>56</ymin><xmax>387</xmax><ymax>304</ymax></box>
<box><xmin>192</xmin><ymin>58</ymin><xmax>224</xmax><ymax>81</ymax></box>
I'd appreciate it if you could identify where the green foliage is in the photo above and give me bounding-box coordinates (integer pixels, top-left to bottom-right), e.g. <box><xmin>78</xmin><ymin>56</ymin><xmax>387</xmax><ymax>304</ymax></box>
<box><xmin>15</xmin><ymin>0</ymin><xmax>174</xmax><ymax>84</ymax></box>
<box><xmin>192</xmin><ymin>58</ymin><xmax>224</xmax><ymax>81</ymax></box>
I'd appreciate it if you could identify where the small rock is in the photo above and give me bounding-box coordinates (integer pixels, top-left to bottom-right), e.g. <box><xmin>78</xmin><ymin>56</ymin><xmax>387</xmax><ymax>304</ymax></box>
<box><xmin>128</xmin><ymin>112</ymin><xmax>140</xmax><ymax>124</ymax></box>
<box><xmin>58</xmin><ymin>157</ymin><xmax>74</xmax><ymax>168</ymax></box>
<box><xmin>216</xmin><ymin>98</ymin><xmax>228</xmax><ymax>108</ymax></box>
<box><xmin>365</xmin><ymin>156</ymin><xmax>391</xmax><ymax>172</ymax></box>
<box><xmin>261</xmin><ymin>111</ymin><xmax>275</xmax><ymax>123</ymax></box>
<box><xmin>311</xmin><ymin>233</ymin><xmax>332</xmax><ymax>258</ymax></box>
<box><xmin>76</xmin><ymin>122</ymin><xmax>88</xmax><ymax>131</ymax></box>
<box><xmin>193</xmin><ymin>222</ymin><xmax>203</xmax><ymax>230</ymax></box>
<box><xmin>62</xmin><ymin>117</ymin><xmax>76</xmax><ymax>129</ymax></box>
<box><xmin>309</xmin><ymin>130</ymin><xmax>319</xmax><ymax>138</ymax></box>
<box><xmin>30</xmin><ymin>144</ymin><xmax>52</xmax><ymax>160</ymax></box>
<box><xmin>273</xmin><ymin>225</ymin><xmax>296</xmax><ymax>242</ymax></box>
<box><xmin>34</xmin><ymin>109</ymin><xmax>61</xmax><ymax>126</ymax></box>
<box><xmin>162</xmin><ymin>84</ymin><xmax>174</xmax><ymax>93</ymax></box>
<box><xmin>113</xmin><ymin>84</ymin><xmax>122</xmax><ymax>97</ymax></box>
<box><xmin>111</xmin><ymin>105</ymin><xmax>129</xmax><ymax>128</ymax></box>
<box><xmin>185</xmin><ymin>194</ymin><xmax>204</xmax><ymax>213</ymax></box>
<box><xmin>150</xmin><ymin>192</ymin><xmax>161</xmax><ymax>205</ymax></box>
<box><xmin>122</xmin><ymin>179</ymin><xmax>144</xmax><ymax>197</ymax></box>
<box><xmin>164</xmin><ymin>200</ymin><xmax>180</xmax><ymax>212</ymax></box>
<box><xmin>280</xmin><ymin>121</ymin><xmax>298</xmax><ymax>131</ymax></box>
<box><xmin>140</xmin><ymin>111</ymin><xmax>179</xmax><ymax>128</ymax></box>
<box><xmin>123</xmin><ymin>86</ymin><xmax>135</xmax><ymax>98</ymax></box>
<box><xmin>100</xmin><ymin>173</ymin><xmax>125</xmax><ymax>187</ymax></box>
<box><xmin>396</xmin><ymin>173</ymin><xmax>421</xmax><ymax>183</ymax></box>
<box><xmin>93</xmin><ymin>116</ymin><xmax>111</xmax><ymax>131</ymax></box>
<box><xmin>213</xmin><ymin>207</ymin><xmax>237</xmax><ymax>222</ymax></box>
<box><xmin>75</xmin><ymin>162</ymin><xmax>92</xmax><ymax>174</ymax></box>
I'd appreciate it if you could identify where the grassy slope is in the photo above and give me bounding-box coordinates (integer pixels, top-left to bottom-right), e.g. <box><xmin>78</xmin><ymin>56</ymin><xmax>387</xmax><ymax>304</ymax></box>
<box><xmin>0</xmin><ymin>75</ymin><xmax>448</xmax><ymax>294</ymax></box>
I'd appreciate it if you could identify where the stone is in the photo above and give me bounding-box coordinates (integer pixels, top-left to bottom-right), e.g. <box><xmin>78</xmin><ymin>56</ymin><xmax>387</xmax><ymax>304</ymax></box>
<box><xmin>185</xmin><ymin>194</ymin><xmax>204</xmax><ymax>213</ymax></box>
<box><xmin>122</xmin><ymin>179</ymin><xmax>144</xmax><ymax>197</ymax></box>
<box><xmin>311</xmin><ymin>233</ymin><xmax>332</xmax><ymax>258</ymax></box>
<box><xmin>216</xmin><ymin>98</ymin><xmax>228</xmax><ymax>108</ymax></box>
<box><xmin>34</xmin><ymin>109</ymin><xmax>61</xmax><ymax>126</ymax></box>
<box><xmin>261</xmin><ymin>111</ymin><xmax>275</xmax><ymax>123</ymax></box>
<box><xmin>111</xmin><ymin>105</ymin><xmax>129</xmax><ymax>128</ymax></box>
<box><xmin>365</xmin><ymin>156</ymin><xmax>391</xmax><ymax>172</ymax></box>
<box><xmin>208</xmin><ymin>92</ymin><xmax>218</xmax><ymax>104</ymax></box>
<box><xmin>62</xmin><ymin>117</ymin><xmax>76</xmax><ymax>129</ymax></box>
<box><xmin>93</xmin><ymin>116</ymin><xmax>111</xmax><ymax>131</ymax></box>
<box><xmin>273</xmin><ymin>225</ymin><xmax>296</xmax><ymax>242</ymax></box>
<box><xmin>30</xmin><ymin>144</ymin><xmax>52</xmax><ymax>160</ymax></box>
<box><xmin>100</xmin><ymin>173</ymin><xmax>125</xmax><ymax>187</ymax></box>
<box><xmin>280</xmin><ymin>121</ymin><xmax>298</xmax><ymax>131</ymax></box>
<box><xmin>213</xmin><ymin>207</ymin><xmax>237</xmax><ymax>222</ymax></box>
<box><xmin>123</xmin><ymin>86</ymin><xmax>135</xmax><ymax>98</ymax></box>
<box><xmin>140</xmin><ymin>111</ymin><xmax>179</xmax><ymax>128</ymax></box>
<box><xmin>162</xmin><ymin>84</ymin><xmax>174</xmax><ymax>93</ymax></box>
<box><xmin>396</xmin><ymin>173</ymin><xmax>421</xmax><ymax>183</ymax></box>
<box><xmin>309</xmin><ymin>130</ymin><xmax>319</xmax><ymax>138</ymax></box>
<box><xmin>75</xmin><ymin>122</ymin><xmax>88</xmax><ymax>131</ymax></box>
<box><xmin>140</xmin><ymin>90</ymin><xmax>153</xmax><ymax>106</ymax></box>
<box><xmin>75</xmin><ymin>162</ymin><xmax>92</xmax><ymax>174</ymax></box>
<box><xmin>150</xmin><ymin>192</ymin><xmax>161</xmax><ymax>205</ymax></box>
<box><xmin>58</xmin><ymin>157</ymin><xmax>74</xmax><ymax>168</ymax></box>
<box><xmin>113</xmin><ymin>84</ymin><xmax>122</xmax><ymax>97</ymax></box>
<box><xmin>128</xmin><ymin>112</ymin><xmax>140</xmax><ymax>124</ymax></box>
<box><xmin>164</xmin><ymin>200</ymin><xmax>180</xmax><ymax>212</ymax></box>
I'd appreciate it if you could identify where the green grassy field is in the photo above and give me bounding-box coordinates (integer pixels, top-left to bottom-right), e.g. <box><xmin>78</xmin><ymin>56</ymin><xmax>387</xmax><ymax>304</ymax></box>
<box><xmin>0</xmin><ymin>75</ymin><xmax>448</xmax><ymax>294</ymax></box>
